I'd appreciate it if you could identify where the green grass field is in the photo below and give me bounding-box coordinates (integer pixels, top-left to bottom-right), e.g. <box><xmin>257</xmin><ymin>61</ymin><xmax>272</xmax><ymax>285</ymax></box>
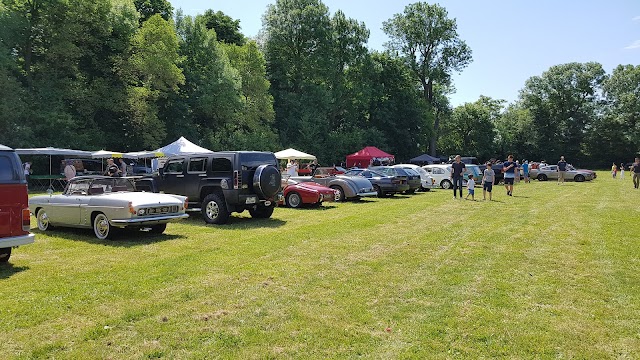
<box><xmin>2</xmin><ymin>172</ymin><xmax>640</xmax><ymax>359</ymax></box>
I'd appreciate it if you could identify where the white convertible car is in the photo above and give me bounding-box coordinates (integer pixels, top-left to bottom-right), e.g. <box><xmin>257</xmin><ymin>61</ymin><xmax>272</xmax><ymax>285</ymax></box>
<box><xmin>29</xmin><ymin>176</ymin><xmax>188</xmax><ymax>239</ymax></box>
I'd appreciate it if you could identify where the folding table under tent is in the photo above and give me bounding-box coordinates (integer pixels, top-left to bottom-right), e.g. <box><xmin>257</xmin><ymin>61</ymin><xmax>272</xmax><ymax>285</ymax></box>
<box><xmin>15</xmin><ymin>147</ymin><xmax>93</xmax><ymax>190</ymax></box>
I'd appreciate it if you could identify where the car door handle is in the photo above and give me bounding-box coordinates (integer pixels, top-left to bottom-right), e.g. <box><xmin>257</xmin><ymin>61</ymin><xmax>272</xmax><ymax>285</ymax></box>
<box><xmin>176</xmin><ymin>175</ymin><xmax>184</xmax><ymax>178</ymax></box>
<box><xmin>199</xmin><ymin>174</ymin><xmax>206</xmax><ymax>177</ymax></box>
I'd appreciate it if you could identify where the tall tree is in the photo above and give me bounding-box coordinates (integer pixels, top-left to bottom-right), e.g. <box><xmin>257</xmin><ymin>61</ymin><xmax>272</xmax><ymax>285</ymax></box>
<box><xmin>519</xmin><ymin>62</ymin><xmax>605</xmax><ymax>163</ymax></box>
<box><xmin>438</xmin><ymin>96</ymin><xmax>502</xmax><ymax>160</ymax></box>
<box><xmin>602</xmin><ymin>64</ymin><xmax>640</xmax><ymax>156</ymax></box>
<box><xmin>134</xmin><ymin>0</ymin><xmax>172</xmax><ymax>22</ymax></box>
<box><xmin>383</xmin><ymin>2</ymin><xmax>472</xmax><ymax>156</ymax></box>
<box><xmin>201</xmin><ymin>9</ymin><xmax>245</xmax><ymax>46</ymax></box>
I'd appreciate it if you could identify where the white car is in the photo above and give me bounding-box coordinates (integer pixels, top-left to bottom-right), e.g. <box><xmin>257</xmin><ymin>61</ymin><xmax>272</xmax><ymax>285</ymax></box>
<box><xmin>394</xmin><ymin>164</ymin><xmax>438</xmax><ymax>191</ymax></box>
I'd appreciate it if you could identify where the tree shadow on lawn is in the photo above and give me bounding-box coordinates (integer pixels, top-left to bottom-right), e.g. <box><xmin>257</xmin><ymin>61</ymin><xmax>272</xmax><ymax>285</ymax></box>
<box><xmin>344</xmin><ymin>198</ymin><xmax>377</xmax><ymax>204</ymax></box>
<box><xmin>0</xmin><ymin>263</ymin><xmax>29</xmax><ymax>279</ymax></box>
<box><xmin>32</xmin><ymin>228</ymin><xmax>186</xmax><ymax>247</ymax></box>
<box><xmin>184</xmin><ymin>212</ymin><xmax>287</xmax><ymax>229</ymax></box>
<box><xmin>289</xmin><ymin>204</ymin><xmax>337</xmax><ymax>211</ymax></box>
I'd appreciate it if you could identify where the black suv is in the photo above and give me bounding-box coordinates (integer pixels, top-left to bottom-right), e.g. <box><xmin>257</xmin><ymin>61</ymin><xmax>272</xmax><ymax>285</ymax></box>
<box><xmin>136</xmin><ymin>151</ymin><xmax>281</xmax><ymax>225</ymax></box>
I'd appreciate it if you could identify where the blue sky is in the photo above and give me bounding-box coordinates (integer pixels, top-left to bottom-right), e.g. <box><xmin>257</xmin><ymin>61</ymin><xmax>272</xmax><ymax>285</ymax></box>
<box><xmin>170</xmin><ymin>0</ymin><xmax>640</xmax><ymax>106</ymax></box>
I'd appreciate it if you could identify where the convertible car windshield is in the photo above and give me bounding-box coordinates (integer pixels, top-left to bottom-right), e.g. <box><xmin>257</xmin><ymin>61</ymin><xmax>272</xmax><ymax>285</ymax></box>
<box><xmin>65</xmin><ymin>177</ymin><xmax>136</xmax><ymax>195</ymax></box>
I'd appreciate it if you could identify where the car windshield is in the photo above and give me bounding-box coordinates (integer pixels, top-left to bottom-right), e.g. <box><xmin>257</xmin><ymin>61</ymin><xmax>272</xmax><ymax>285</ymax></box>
<box><xmin>345</xmin><ymin>169</ymin><xmax>363</xmax><ymax>176</ymax></box>
<box><xmin>404</xmin><ymin>168</ymin><xmax>419</xmax><ymax>176</ymax></box>
<box><xmin>66</xmin><ymin>178</ymin><xmax>136</xmax><ymax>195</ymax></box>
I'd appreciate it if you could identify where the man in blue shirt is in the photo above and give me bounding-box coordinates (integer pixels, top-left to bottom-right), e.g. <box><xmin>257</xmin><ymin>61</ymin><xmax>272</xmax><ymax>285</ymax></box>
<box><xmin>557</xmin><ymin>156</ymin><xmax>567</xmax><ymax>185</ymax></box>
<box><xmin>502</xmin><ymin>155</ymin><xmax>516</xmax><ymax>196</ymax></box>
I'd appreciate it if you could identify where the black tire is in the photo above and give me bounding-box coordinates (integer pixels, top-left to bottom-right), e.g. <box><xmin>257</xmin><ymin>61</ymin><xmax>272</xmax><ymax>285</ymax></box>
<box><xmin>538</xmin><ymin>174</ymin><xmax>547</xmax><ymax>181</ymax></box>
<box><xmin>93</xmin><ymin>212</ymin><xmax>114</xmax><ymax>240</ymax></box>
<box><xmin>149</xmin><ymin>223</ymin><xmax>167</xmax><ymax>234</ymax></box>
<box><xmin>253</xmin><ymin>165</ymin><xmax>282</xmax><ymax>199</ymax></box>
<box><xmin>330</xmin><ymin>185</ymin><xmax>345</xmax><ymax>201</ymax></box>
<box><xmin>0</xmin><ymin>248</ymin><xmax>11</xmax><ymax>263</ymax></box>
<box><xmin>405</xmin><ymin>189</ymin><xmax>416</xmax><ymax>195</ymax></box>
<box><xmin>36</xmin><ymin>208</ymin><xmax>53</xmax><ymax>231</ymax></box>
<box><xmin>440</xmin><ymin>179</ymin><xmax>452</xmax><ymax>190</ymax></box>
<box><xmin>249</xmin><ymin>205</ymin><xmax>275</xmax><ymax>219</ymax></box>
<box><xmin>373</xmin><ymin>185</ymin><xmax>383</xmax><ymax>197</ymax></box>
<box><xmin>575</xmin><ymin>174</ymin><xmax>585</xmax><ymax>182</ymax></box>
<box><xmin>202</xmin><ymin>193</ymin><xmax>229</xmax><ymax>225</ymax></box>
<box><xmin>286</xmin><ymin>192</ymin><xmax>302</xmax><ymax>208</ymax></box>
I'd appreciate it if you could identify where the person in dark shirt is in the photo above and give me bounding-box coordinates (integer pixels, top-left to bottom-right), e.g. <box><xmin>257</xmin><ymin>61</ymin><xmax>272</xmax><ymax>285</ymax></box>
<box><xmin>450</xmin><ymin>155</ymin><xmax>466</xmax><ymax>199</ymax></box>
<box><xmin>502</xmin><ymin>155</ymin><xmax>516</xmax><ymax>196</ymax></box>
<box><xmin>557</xmin><ymin>156</ymin><xmax>567</xmax><ymax>185</ymax></box>
<box><xmin>631</xmin><ymin>157</ymin><xmax>640</xmax><ymax>189</ymax></box>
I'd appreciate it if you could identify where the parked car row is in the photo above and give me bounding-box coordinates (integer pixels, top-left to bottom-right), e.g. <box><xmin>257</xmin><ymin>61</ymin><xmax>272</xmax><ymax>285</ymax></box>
<box><xmin>2</xmin><ymin>145</ymin><xmax>600</xmax><ymax>262</ymax></box>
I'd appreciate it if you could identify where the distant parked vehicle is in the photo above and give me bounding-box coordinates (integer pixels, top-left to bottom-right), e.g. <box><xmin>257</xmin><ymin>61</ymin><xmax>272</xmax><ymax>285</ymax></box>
<box><xmin>290</xmin><ymin>167</ymin><xmax>377</xmax><ymax>201</ymax></box>
<box><xmin>423</xmin><ymin>164</ymin><xmax>473</xmax><ymax>190</ymax></box>
<box><xmin>530</xmin><ymin>165</ymin><xmax>596</xmax><ymax>182</ymax></box>
<box><xmin>394</xmin><ymin>164</ymin><xmax>438</xmax><ymax>191</ymax></box>
<box><xmin>370</xmin><ymin>166</ymin><xmax>421</xmax><ymax>194</ymax></box>
<box><xmin>344</xmin><ymin>168</ymin><xmax>409</xmax><ymax>197</ymax></box>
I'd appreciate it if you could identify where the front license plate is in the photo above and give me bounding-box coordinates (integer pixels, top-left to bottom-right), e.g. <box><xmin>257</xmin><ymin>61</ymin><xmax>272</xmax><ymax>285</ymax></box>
<box><xmin>246</xmin><ymin>197</ymin><xmax>257</xmax><ymax>204</ymax></box>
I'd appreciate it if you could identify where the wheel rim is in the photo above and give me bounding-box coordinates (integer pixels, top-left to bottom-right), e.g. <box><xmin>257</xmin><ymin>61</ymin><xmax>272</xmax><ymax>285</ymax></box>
<box><xmin>94</xmin><ymin>214</ymin><xmax>110</xmax><ymax>239</ymax></box>
<box><xmin>37</xmin><ymin>210</ymin><xmax>49</xmax><ymax>231</ymax></box>
<box><xmin>332</xmin><ymin>188</ymin><xmax>342</xmax><ymax>201</ymax></box>
<box><xmin>441</xmin><ymin>181</ymin><xmax>451</xmax><ymax>189</ymax></box>
<box><xmin>288</xmin><ymin>193</ymin><xmax>301</xmax><ymax>207</ymax></box>
<box><xmin>206</xmin><ymin>201</ymin><xmax>219</xmax><ymax>220</ymax></box>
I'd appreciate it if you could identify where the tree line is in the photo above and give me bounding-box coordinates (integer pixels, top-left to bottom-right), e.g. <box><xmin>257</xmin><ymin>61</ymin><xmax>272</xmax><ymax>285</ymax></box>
<box><xmin>0</xmin><ymin>0</ymin><xmax>637</xmax><ymax>167</ymax></box>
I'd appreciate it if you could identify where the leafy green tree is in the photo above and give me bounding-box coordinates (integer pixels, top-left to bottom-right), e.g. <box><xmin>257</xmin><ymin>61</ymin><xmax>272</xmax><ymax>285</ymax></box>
<box><xmin>383</xmin><ymin>2</ymin><xmax>472</xmax><ymax>156</ymax></box>
<box><xmin>125</xmin><ymin>13</ymin><xmax>184</xmax><ymax>149</ymax></box>
<box><xmin>519</xmin><ymin>62</ymin><xmax>605</xmax><ymax>163</ymax></box>
<box><xmin>262</xmin><ymin>0</ymin><xmax>334</xmax><ymax>160</ymax></box>
<box><xmin>201</xmin><ymin>9</ymin><xmax>245</xmax><ymax>46</ymax></box>
<box><xmin>438</xmin><ymin>96</ymin><xmax>502</xmax><ymax>161</ymax></box>
<box><xmin>493</xmin><ymin>104</ymin><xmax>535</xmax><ymax>160</ymax></box>
<box><xmin>602</xmin><ymin>64</ymin><xmax>640</xmax><ymax>156</ymax></box>
<box><xmin>134</xmin><ymin>0</ymin><xmax>172</xmax><ymax>22</ymax></box>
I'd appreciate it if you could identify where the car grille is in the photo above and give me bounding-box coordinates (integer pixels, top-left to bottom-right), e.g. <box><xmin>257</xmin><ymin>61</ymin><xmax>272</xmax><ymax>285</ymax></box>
<box><xmin>143</xmin><ymin>205</ymin><xmax>179</xmax><ymax>215</ymax></box>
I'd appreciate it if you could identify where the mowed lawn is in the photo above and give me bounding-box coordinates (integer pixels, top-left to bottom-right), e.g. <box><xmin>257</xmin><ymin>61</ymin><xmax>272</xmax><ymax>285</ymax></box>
<box><xmin>2</xmin><ymin>172</ymin><xmax>640</xmax><ymax>359</ymax></box>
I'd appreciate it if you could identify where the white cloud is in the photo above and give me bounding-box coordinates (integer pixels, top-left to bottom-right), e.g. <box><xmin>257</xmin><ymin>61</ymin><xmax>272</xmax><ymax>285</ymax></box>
<box><xmin>634</xmin><ymin>16</ymin><xmax>640</xmax><ymax>21</ymax></box>
<box><xmin>625</xmin><ymin>40</ymin><xmax>640</xmax><ymax>49</ymax></box>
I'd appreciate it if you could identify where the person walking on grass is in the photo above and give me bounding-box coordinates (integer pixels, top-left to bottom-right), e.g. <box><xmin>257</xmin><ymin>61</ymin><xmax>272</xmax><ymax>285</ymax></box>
<box><xmin>450</xmin><ymin>155</ymin><xmax>466</xmax><ymax>199</ymax></box>
<box><xmin>612</xmin><ymin>163</ymin><xmax>618</xmax><ymax>178</ymax></box>
<box><xmin>482</xmin><ymin>162</ymin><xmax>494</xmax><ymax>200</ymax></box>
<box><xmin>502</xmin><ymin>155</ymin><xmax>516</xmax><ymax>196</ymax></box>
<box><xmin>620</xmin><ymin>162</ymin><xmax>625</xmax><ymax>180</ymax></box>
<box><xmin>631</xmin><ymin>157</ymin><xmax>640</xmax><ymax>190</ymax></box>
<box><xmin>522</xmin><ymin>160</ymin><xmax>530</xmax><ymax>183</ymax></box>
<box><xmin>557</xmin><ymin>156</ymin><xmax>567</xmax><ymax>185</ymax></box>
<box><xmin>465</xmin><ymin>173</ymin><xmax>475</xmax><ymax>201</ymax></box>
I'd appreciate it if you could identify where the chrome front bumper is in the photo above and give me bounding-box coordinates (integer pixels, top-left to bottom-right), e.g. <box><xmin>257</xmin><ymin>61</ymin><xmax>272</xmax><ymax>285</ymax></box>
<box><xmin>357</xmin><ymin>191</ymin><xmax>378</xmax><ymax>198</ymax></box>
<box><xmin>110</xmin><ymin>213</ymin><xmax>189</xmax><ymax>227</ymax></box>
<box><xmin>0</xmin><ymin>233</ymin><xmax>35</xmax><ymax>248</ymax></box>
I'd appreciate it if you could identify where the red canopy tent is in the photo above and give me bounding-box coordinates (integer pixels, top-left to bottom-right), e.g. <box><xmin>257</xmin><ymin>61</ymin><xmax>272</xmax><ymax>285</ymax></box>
<box><xmin>346</xmin><ymin>146</ymin><xmax>395</xmax><ymax>168</ymax></box>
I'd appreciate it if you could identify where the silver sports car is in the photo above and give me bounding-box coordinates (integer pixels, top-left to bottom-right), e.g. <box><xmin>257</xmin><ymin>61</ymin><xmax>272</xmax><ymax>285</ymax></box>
<box><xmin>29</xmin><ymin>176</ymin><xmax>189</xmax><ymax>239</ymax></box>
<box><xmin>531</xmin><ymin>165</ymin><xmax>596</xmax><ymax>182</ymax></box>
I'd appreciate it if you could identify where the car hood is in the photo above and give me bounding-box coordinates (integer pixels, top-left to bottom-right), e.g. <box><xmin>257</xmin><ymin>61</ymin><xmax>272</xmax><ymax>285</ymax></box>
<box><xmin>333</xmin><ymin>175</ymin><xmax>375</xmax><ymax>188</ymax></box>
<box><xmin>293</xmin><ymin>182</ymin><xmax>334</xmax><ymax>192</ymax></box>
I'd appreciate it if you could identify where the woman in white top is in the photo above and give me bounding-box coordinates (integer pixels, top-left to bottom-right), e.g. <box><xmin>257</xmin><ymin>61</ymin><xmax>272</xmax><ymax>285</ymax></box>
<box><xmin>286</xmin><ymin>160</ymin><xmax>298</xmax><ymax>176</ymax></box>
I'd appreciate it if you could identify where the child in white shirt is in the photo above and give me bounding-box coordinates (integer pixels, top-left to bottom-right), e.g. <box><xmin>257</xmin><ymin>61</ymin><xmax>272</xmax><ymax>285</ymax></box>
<box><xmin>465</xmin><ymin>173</ymin><xmax>475</xmax><ymax>201</ymax></box>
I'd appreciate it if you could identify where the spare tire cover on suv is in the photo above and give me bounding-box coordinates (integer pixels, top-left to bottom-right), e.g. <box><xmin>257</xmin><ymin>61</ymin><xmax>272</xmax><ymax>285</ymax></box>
<box><xmin>253</xmin><ymin>165</ymin><xmax>281</xmax><ymax>199</ymax></box>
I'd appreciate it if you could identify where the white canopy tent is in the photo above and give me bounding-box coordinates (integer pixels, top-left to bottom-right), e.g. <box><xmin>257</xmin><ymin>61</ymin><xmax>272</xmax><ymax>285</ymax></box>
<box><xmin>92</xmin><ymin>150</ymin><xmax>124</xmax><ymax>159</ymax></box>
<box><xmin>274</xmin><ymin>148</ymin><xmax>316</xmax><ymax>160</ymax></box>
<box><xmin>154</xmin><ymin>137</ymin><xmax>213</xmax><ymax>156</ymax></box>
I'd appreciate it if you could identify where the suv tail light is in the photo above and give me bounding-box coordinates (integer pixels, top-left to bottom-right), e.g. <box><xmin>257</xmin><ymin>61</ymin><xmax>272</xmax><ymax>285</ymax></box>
<box><xmin>233</xmin><ymin>170</ymin><xmax>240</xmax><ymax>190</ymax></box>
<box><xmin>22</xmin><ymin>208</ymin><xmax>31</xmax><ymax>232</ymax></box>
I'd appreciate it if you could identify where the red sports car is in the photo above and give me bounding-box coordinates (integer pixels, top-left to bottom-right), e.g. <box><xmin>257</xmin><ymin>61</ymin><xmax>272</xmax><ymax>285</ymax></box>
<box><xmin>279</xmin><ymin>178</ymin><xmax>337</xmax><ymax>208</ymax></box>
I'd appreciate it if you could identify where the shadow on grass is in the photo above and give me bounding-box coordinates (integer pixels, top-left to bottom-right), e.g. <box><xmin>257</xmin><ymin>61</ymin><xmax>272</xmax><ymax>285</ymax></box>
<box><xmin>286</xmin><ymin>205</ymin><xmax>338</xmax><ymax>211</ymax></box>
<box><xmin>33</xmin><ymin>228</ymin><xmax>186</xmax><ymax>247</ymax></box>
<box><xmin>0</xmin><ymin>263</ymin><xmax>29</xmax><ymax>279</ymax></box>
<box><xmin>344</xmin><ymin>198</ymin><xmax>376</xmax><ymax>204</ymax></box>
<box><xmin>184</xmin><ymin>212</ymin><xmax>287</xmax><ymax>229</ymax></box>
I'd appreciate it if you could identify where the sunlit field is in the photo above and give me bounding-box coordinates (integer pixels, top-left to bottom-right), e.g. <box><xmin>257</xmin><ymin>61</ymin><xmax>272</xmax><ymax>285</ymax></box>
<box><xmin>2</xmin><ymin>172</ymin><xmax>639</xmax><ymax>359</ymax></box>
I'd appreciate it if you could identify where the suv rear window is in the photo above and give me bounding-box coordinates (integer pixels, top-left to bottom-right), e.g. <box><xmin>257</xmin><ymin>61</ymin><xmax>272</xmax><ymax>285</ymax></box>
<box><xmin>240</xmin><ymin>153</ymin><xmax>277</xmax><ymax>169</ymax></box>
<box><xmin>0</xmin><ymin>153</ymin><xmax>24</xmax><ymax>183</ymax></box>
